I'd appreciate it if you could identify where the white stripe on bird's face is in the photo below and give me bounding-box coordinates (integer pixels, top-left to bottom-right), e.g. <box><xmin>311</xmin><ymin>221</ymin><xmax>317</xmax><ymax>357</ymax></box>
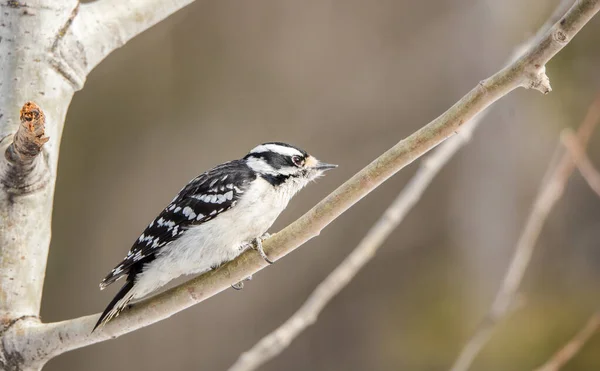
<box><xmin>245</xmin><ymin>156</ymin><xmax>278</xmax><ymax>174</ymax></box>
<box><xmin>249</xmin><ymin>143</ymin><xmax>304</xmax><ymax>158</ymax></box>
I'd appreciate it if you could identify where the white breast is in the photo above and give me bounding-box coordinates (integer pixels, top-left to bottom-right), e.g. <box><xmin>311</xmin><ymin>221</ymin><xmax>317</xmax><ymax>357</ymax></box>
<box><xmin>131</xmin><ymin>177</ymin><xmax>306</xmax><ymax>298</ymax></box>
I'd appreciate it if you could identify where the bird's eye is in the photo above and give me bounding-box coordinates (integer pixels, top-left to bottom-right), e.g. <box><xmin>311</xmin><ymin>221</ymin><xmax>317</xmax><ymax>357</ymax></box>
<box><xmin>292</xmin><ymin>156</ymin><xmax>304</xmax><ymax>167</ymax></box>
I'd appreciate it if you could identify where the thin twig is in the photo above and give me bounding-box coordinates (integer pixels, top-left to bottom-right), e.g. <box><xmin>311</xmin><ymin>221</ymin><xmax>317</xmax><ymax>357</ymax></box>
<box><xmin>8</xmin><ymin>1</ymin><xmax>599</xmax><ymax>368</ymax></box>
<box><xmin>561</xmin><ymin>129</ymin><xmax>600</xmax><ymax>197</ymax></box>
<box><xmin>533</xmin><ymin>312</ymin><xmax>600</xmax><ymax>371</ymax></box>
<box><xmin>449</xmin><ymin>93</ymin><xmax>600</xmax><ymax>371</ymax></box>
<box><xmin>227</xmin><ymin>1</ymin><xmax>579</xmax><ymax>370</ymax></box>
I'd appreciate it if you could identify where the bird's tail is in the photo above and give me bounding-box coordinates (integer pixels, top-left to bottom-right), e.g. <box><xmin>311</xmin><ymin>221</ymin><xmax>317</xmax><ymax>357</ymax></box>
<box><xmin>93</xmin><ymin>279</ymin><xmax>135</xmax><ymax>332</ymax></box>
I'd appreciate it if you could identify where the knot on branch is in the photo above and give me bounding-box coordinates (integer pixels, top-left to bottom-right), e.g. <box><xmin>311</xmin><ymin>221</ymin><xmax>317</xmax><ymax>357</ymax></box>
<box><xmin>525</xmin><ymin>64</ymin><xmax>552</xmax><ymax>94</ymax></box>
<box><xmin>1</xmin><ymin>102</ymin><xmax>50</xmax><ymax>194</ymax></box>
<box><xmin>7</xmin><ymin>102</ymin><xmax>49</xmax><ymax>162</ymax></box>
<box><xmin>552</xmin><ymin>29</ymin><xmax>569</xmax><ymax>44</ymax></box>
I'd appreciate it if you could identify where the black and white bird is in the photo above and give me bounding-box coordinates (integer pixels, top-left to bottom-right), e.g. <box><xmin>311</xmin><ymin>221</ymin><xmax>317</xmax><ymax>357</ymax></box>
<box><xmin>94</xmin><ymin>142</ymin><xmax>336</xmax><ymax>330</ymax></box>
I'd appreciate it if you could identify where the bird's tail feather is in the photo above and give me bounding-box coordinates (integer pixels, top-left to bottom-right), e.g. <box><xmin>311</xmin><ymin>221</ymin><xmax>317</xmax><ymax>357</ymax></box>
<box><xmin>93</xmin><ymin>279</ymin><xmax>135</xmax><ymax>332</ymax></box>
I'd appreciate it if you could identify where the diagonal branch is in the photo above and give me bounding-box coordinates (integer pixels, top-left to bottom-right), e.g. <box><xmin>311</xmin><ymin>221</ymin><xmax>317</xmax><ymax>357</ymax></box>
<box><xmin>533</xmin><ymin>311</ymin><xmax>600</xmax><ymax>371</ymax></box>
<box><xmin>5</xmin><ymin>0</ymin><xmax>599</xmax><ymax>368</ymax></box>
<box><xmin>228</xmin><ymin>120</ymin><xmax>478</xmax><ymax>371</ymax></box>
<box><xmin>226</xmin><ymin>2</ymin><xmax>577</xmax><ymax>370</ymax></box>
<box><xmin>448</xmin><ymin>93</ymin><xmax>600</xmax><ymax>371</ymax></box>
<box><xmin>560</xmin><ymin>129</ymin><xmax>600</xmax><ymax>197</ymax></box>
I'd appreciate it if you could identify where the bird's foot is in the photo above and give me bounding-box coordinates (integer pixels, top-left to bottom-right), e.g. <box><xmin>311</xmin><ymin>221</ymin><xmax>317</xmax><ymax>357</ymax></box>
<box><xmin>232</xmin><ymin>234</ymin><xmax>272</xmax><ymax>290</ymax></box>
<box><xmin>252</xmin><ymin>233</ymin><xmax>273</xmax><ymax>264</ymax></box>
<box><xmin>231</xmin><ymin>275</ymin><xmax>253</xmax><ymax>290</ymax></box>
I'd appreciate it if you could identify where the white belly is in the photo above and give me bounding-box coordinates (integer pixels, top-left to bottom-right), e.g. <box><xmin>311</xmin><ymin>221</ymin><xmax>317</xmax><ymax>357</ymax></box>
<box><xmin>131</xmin><ymin>178</ymin><xmax>297</xmax><ymax>298</ymax></box>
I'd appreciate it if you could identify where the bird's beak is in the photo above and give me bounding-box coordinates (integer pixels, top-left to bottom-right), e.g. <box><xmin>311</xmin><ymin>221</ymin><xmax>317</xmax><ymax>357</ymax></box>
<box><xmin>305</xmin><ymin>155</ymin><xmax>337</xmax><ymax>171</ymax></box>
<box><xmin>313</xmin><ymin>161</ymin><xmax>338</xmax><ymax>171</ymax></box>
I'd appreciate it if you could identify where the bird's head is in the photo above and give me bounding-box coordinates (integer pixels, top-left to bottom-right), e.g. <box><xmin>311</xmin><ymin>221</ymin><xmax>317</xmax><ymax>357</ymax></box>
<box><xmin>244</xmin><ymin>142</ymin><xmax>337</xmax><ymax>186</ymax></box>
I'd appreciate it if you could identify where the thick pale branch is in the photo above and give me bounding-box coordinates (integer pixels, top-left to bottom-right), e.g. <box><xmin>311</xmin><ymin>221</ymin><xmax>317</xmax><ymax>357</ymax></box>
<box><xmin>561</xmin><ymin>129</ymin><xmax>600</xmax><ymax>197</ymax></box>
<box><xmin>0</xmin><ymin>3</ymin><xmax>78</xmax><ymax>356</ymax></box>
<box><xmin>448</xmin><ymin>94</ymin><xmax>600</xmax><ymax>371</ymax></box>
<box><xmin>0</xmin><ymin>101</ymin><xmax>52</xmax><ymax>323</ymax></box>
<box><xmin>8</xmin><ymin>0</ymin><xmax>598</xmax><ymax>366</ymax></box>
<box><xmin>533</xmin><ymin>312</ymin><xmax>600</xmax><ymax>371</ymax></box>
<box><xmin>0</xmin><ymin>0</ymin><xmax>206</xmax><ymax>369</ymax></box>
<box><xmin>0</xmin><ymin>102</ymin><xmax>52</xmax><ymax>369</ymax></box>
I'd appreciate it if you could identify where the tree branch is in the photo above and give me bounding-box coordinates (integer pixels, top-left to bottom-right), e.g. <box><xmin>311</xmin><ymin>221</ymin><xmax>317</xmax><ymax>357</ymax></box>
<box><xmin>533</xmin><ymin>312</ymin><xmax>600</xmax><ymax>371</ymax></box>
<box><xmin>5</xmin><ymin>0</ymin><xmax>598</xmax><ymax>368</ymax></box>
<box><xmin>448</xmin><ymin>93</ymin><xmax>600</xmax><ymax>371</ymax></box>
<box><xmin>0</xmin><ymin>0</ymin><xmax>201</xmax><ymax>327</ymax></box>
<box><xmin>0</xmin><ymin>101</ymin><xmax>50</xmax><ymax>369</ymax></box>
<box><xmin>228</xmin><ymin>121</ymin><xmax>477</xmax><ymax>371</ymax></box>
<box><xmin>560</xmin><ymin>129</ymin><xmax>600</xmax><ymax>197</ymax></box>
<box><xmin>0</xmin><ymin>0</ymin><xmax>79</xmax><ymax>329</ymax></box>
<box><xmin>0</xmin><ymin>101</ymin><xmax>51</xmax><ymax>322</ymax></box>
<box><xmin>226</xmin><ymin>2</ymin><xmax>579</xmax><ymax>370</ymax></box>
<box><xmin>0</xmin><ymin>101</ymin><xmax>52</xmax><ymax>369</ymax></box>
<box><xmin>0</xmin><ymin>0</ymin><xmax>218</xmax><ymax>369</ymax></box>
<box><xmin>55</xmin><ymin>0</ymin><xmax>199</xmax><ymax>82</ymax></box>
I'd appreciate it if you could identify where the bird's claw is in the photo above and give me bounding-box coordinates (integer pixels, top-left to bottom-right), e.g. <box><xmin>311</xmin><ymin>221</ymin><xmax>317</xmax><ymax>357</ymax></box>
<box><xmin>233</xmin><ymin>234</ymin><xmax>272</xmax><ymax>290</ymax></box>
<box><xmin>252</xmin><ymin>234</ymin><xmax>273</xmax><ymax>264</ymax></box>
<box><xmin>231</xmin><ymin>275</ymin><xmax>253</xmax><ymax>290</ymax></box>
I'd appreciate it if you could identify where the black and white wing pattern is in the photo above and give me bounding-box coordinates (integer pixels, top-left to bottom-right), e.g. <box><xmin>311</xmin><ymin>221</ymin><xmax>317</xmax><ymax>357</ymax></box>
<box><xmin>100</xmin><ymin>160</ymin><xmax>256</xmax><ymax>288</ymax></box>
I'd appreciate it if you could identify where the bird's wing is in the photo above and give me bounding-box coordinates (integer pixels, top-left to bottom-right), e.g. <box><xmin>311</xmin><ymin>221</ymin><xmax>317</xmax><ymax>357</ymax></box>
<box><xmin>100</xmin><ymin>160</ymin><xmax>256</xmax><ymax>288</ymax></box>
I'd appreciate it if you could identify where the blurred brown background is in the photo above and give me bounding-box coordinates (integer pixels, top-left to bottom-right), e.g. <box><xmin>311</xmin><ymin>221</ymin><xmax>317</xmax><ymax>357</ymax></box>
<box><xmin>42</xmin><ymin>0</ymin><xmax>600</xmax><ymax>370</ymax></box>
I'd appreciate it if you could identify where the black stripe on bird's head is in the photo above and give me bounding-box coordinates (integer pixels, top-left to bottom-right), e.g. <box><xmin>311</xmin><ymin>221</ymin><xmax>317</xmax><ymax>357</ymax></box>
<box><xmin>244</xmin><ymin>142</ymin><xmax>337</xmax><ymax>185</ymax></box>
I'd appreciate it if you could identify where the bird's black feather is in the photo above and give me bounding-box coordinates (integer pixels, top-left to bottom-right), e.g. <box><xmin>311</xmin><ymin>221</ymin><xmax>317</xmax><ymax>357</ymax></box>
<box><xmin>93</xmin><ymin>274</ymin><xmax>135</xmax><ymax>331</ymax></box>
<box><xmin>100</xmin><ymin>160</ymin><xmax>256</xmax><ymax>288</ymax></box>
